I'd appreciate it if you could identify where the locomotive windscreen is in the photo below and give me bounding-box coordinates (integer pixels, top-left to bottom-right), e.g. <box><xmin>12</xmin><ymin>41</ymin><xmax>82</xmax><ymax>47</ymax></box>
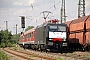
<box><xmin>49</xmin><ymin>25</ymin><xmax>66</xmax><ymax>32</ymax></box>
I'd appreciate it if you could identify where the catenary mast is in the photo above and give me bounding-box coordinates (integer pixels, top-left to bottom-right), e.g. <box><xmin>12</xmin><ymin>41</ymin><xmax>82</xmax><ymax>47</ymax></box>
<box><xmin>60</xmin><ymin>0</ymin><xmax>66</xmax><ymax>23</ymax></box>
<box><xmin>78</xmin><ymin>0</ymin><xmax>85</xmax><ymax>18</ymax></box>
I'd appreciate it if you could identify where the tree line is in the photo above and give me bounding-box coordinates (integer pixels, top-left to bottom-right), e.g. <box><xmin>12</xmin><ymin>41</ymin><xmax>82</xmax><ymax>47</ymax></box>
<box><xmin>0</xmin><ymin>26</ymin><xmax>34</xmax><ymax>48</ymax></box>
<box><xmin>0</xmin><ymin>30</ymin><xmax>20</xmax><ymax>48</ymax></box>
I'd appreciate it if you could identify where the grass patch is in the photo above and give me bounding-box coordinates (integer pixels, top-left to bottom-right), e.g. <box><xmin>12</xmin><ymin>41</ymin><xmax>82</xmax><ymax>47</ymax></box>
<box><xmin>29</xmin><ymin>54</ymin><xmax>36</xmax><ymax>58</ymax></box>
<box><xmin>56</xmin><ymin>57</ymin><xmax>64</xmax><ymax>60</ymax></box>
<box><xmin>13</xmin><ymin>46</ymin><xmax>17</xmax><ymax>50</ymax></box>
<box><xmin>0</xmin><ymin>51</ymin><xmax>9</xmax><ymax>60</ymax></box>
<box><xmin>13</xmin><ymin>44</ymin><xmax>20</xmax><ymax>50</ymax></box>
<box><xmin>43</xmin><ymin>52</ymin><xmax>46</xmax><ymax>54</ymax></box>
<box><xmin>66</xmin><ymin>53</ymin><xmax>72</xmax><ymax>56</ymax></box>
<box><xmin>29</xmin><ymin>55</ymin><xmax>34</xmax><ymax>58</ymax></box>
<box><xmin>85</xmin><ymin>55</ymin><xmax>90</xmax><ymax>59</ymax></box>
<box><xmin>29</xmin><ymin>53</ymin><xmax>36</xmax><ymax>58</ymax></box>
<box><xmin>66</xmin><ymin>52</ymin><xmax>75</xmax><ymax>56</ymax></box>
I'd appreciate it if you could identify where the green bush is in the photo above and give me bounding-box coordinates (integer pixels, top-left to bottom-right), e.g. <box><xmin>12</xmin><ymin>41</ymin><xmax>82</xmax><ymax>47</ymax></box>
<box><xmin>0</xmin><ymin>42</ymin><xmax>17</xmax><ymax>48</ymax></box>
<box><xmin>0</xmin><ymin>43</ymin><xmax>6</xmax><ymax>48</ymax></box>
<box><xmin>0</xmin><ymin>51</ymin><xmax>9</xmax><ymax>60</ymax></box>
<box><xmin>11</xmin><ymin>44</ymin><xmax>16</xmax><ymax>47</ymax></box>
<box><xmin>7</xmin><ymin>42</ymin><xmax>12</xmax><ymax>47</ymax></box>
<box><xmin>13</xmin><ymin>46</ymin><xmax>17</xmax><ymax>50</ymax></box>
<box><xmin>0</xmin><ymin>45</ymin><xmax>1</xmax><ymax>48</ymax></box>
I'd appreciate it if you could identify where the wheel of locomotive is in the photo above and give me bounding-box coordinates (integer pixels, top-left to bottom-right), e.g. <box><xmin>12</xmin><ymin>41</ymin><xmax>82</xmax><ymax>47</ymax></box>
<box><xmin>82</xmin><ymin>47</ymin><xmax>86</xmax><ymax>52</ymax></box>
<box><xmin>38</xmin><ymin>44</ymin><xmax>40</xmax><ymax>51</ymax></box>
<box><xmin>35</xmin><ymin>44</ymin><xmax>40</xmax><ymax>50</ymax></box>
<box><xmin>29</xmin><ymin>44</ymin><xmax>31</xmax><ymax>49</ymax></box>
<box><xmin>58</xmin><ymin>43</ymin><xmax>63</xmax><ymax>53</ymax></box>
<box><xmin>45</xmin><ymin>45</ymin><xmax>47</xmax><ymax>53</ymax></box>
<box><xmin>88</xmin><ymin>47</ymin><xmax>90</xmax><ymax>51</ymax></box>
<box><xmin>60</xmin><ymin>46</ymin><xmax>63</xmax><ymax>54</ymax></box>
<box><xmin>40</xmin><ymin>45</ymin><xmax>42</xmax><ymax>52</ymax></box>
<box><xmin>31</xmin><ymin>44</ymin><xmax>35</xmax><ymax>50</ymax></box>
<box><xmin>23</xmin><ymin>45</ymin><xmax>26</xmax><ymax>50</ymax></box>
<box><xmin>86</xmin><ymin>46</ymin><xmax>90</xmax><ymax>51</ymax></box>
<box><xmin>34</xmin><ymin>45</ymin><xmax>36</xmax><ymax>50</ymax></box>
<box><xmin>36</xmin><ymin>44</ymin><xmax>39</xmax><ymax>50</ymax></box>
<box><xmin>56</xmin><ymin>44</ymin><xmax>59</xmax><ymax>52</ymax></box>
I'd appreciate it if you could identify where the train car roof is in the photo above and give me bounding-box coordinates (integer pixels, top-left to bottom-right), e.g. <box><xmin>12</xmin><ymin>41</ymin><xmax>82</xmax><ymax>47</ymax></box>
<box><xmin>24</xmin><ymin>28</ymin><xmax>36</xmax><ymax>35</ymax></box>
<box><xmin>20</xmin><ymin>28</ymin><xmax>36</xmax><ymax>37</ymax></box>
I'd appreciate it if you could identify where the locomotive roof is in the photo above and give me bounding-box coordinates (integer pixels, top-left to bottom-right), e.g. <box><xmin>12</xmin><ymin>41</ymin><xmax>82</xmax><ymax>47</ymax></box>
<box><xmin>37</xmin><ymin>23</ymin><xmax>66</xmax><ymax>28</ymax></box>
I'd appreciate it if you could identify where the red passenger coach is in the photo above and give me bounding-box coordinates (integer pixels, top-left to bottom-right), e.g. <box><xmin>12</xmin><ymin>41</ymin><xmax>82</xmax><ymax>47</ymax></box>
<box><xmin>19</xmin><ymin>28</ymin><xmax>36</xmax><ymax>47</ymax></box>
<box><xmin>24</xmin><ymin>28</ymin><xmax>36</xmax><ymax>42</ymax></box>
<box><xmin>20</xmin><ymin>32</ymin><xmax>26</xmax><ymax>42</ymax></box>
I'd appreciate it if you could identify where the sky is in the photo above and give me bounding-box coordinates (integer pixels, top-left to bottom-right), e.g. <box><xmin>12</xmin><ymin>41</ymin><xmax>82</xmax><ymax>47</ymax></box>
<box><xmin>0</xmin><ymin>0</ymin><xmax>90</xmax><ymax>34</ymax></box>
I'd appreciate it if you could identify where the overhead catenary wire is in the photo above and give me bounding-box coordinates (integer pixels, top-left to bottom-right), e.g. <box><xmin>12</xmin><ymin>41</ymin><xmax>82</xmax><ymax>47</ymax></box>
<box><xmin>27</xmin><ymin>0</ymin><xmax>61</xmax><ymax>26</ymax></box>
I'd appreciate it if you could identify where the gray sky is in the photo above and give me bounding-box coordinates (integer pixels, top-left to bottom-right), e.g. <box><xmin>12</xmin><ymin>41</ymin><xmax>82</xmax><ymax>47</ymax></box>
<box><xmin>0</xmin><ymin>0</ymin><xmax>90</xmax><ymax>34</ymax></box>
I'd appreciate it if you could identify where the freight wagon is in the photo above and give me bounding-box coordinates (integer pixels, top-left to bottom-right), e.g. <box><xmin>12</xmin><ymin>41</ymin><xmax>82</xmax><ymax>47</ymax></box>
<box><xmin>66</xmin><ymin>15</ymin><xmax>90</xmax><ymax>51</ymax></box>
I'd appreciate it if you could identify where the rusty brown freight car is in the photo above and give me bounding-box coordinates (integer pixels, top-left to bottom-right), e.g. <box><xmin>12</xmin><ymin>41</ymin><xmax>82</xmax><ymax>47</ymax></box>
<box><xmin>85</xmin><ymin>15</ymin><xmax>90</xmax><ymax>50</ymax></box>
<box><xmin>66</xmin><ymin>15</ymin><xmax>90</xmax><ymax>51</ymax></box>
<box><xmin>69</xmin><ymin>16</ymin><xmax>88</xmax><ymax>32</ymax></box>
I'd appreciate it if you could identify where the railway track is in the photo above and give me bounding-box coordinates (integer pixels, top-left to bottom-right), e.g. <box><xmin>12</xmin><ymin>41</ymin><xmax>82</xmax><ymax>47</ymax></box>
<box><xmin>3</xmin><ymin>48</ymin><xmax>56</xmax><ymax>60</ymax></box>
<box><xmin>3</xmin><ymin>47</ymin><xmax>90</xmax><ymax>60</ymax></box>
<box><xmin>27</xmin><ymin>48</ymin><xmax>90</xmax><ymax>60</ymax></box>
<box><xmin>47</xmin><ymin>51</ymin><xmax>90</xmax><ymax>60</ymax></box>
<box><xmin>3</xmin><ymin>48</ymin><xmax>33</xmax><ymax>60</ymax></box>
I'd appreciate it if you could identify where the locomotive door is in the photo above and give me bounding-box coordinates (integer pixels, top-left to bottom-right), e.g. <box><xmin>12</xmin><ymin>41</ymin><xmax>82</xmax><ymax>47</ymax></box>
<box><xmin>43</xmin><ymin>26</ymin><xmax>46</xmax><ymax>44</ymax></box>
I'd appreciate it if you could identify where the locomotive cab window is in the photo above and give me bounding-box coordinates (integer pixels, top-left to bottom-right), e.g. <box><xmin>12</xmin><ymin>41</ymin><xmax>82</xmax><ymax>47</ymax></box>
<box><xmin>48</xmin><ymin>24</ymin><xmax>66</xmax><ymax>32</ymax></box>
<box><xmin>58</xmin><ymin>26</ymin><xmax>66</xmax><ymax>32</ymax></box>
<box><xmin>49</xmin><ymin>25</ymin><xmax>57</xmax><ymax>31</ymax></box>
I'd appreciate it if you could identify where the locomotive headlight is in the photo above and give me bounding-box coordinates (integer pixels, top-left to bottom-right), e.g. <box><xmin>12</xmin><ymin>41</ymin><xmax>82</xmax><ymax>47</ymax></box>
<box><xmin>63</xmin><ymin>37</ymin><xmax>66</xmax><ymax>41</ymax></box>
<box><xmin>49</xmin><ymin>38</ymin><xmax>53</xmax><ymax>40</ymax></box>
